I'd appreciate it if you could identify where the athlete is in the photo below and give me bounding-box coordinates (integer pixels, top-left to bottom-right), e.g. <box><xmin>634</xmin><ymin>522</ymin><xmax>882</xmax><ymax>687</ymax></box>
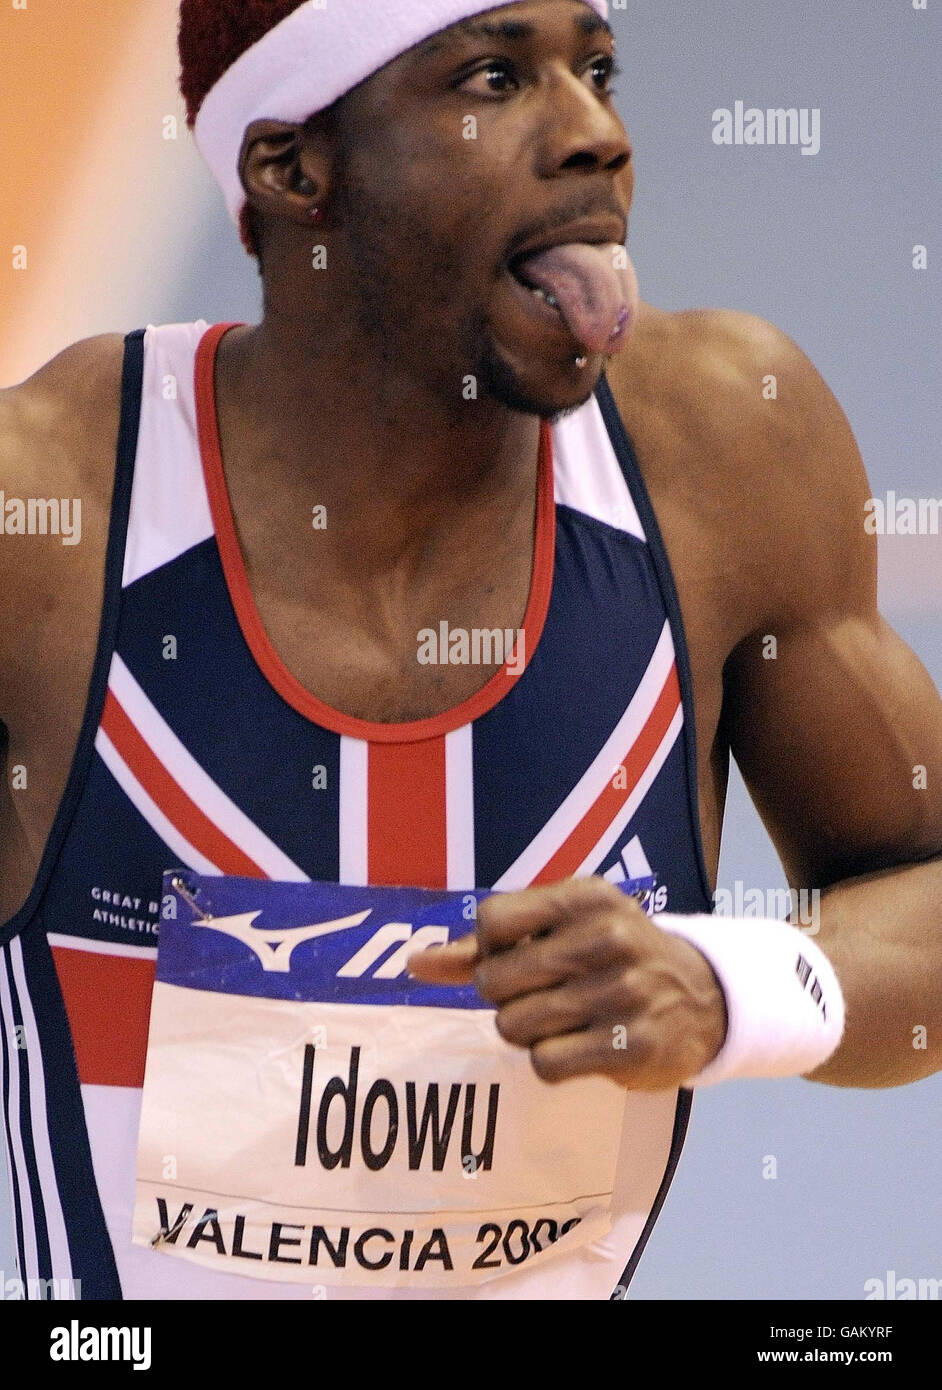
<box><xmin>0</xmin><ymin>0</ymin><xmax>940</xmax><ymax>1301</ymax></box>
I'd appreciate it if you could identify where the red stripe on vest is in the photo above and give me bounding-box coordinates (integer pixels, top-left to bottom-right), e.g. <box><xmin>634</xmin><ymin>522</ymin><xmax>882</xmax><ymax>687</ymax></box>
<box><xmin>52</xmin><ymin>947</ymin><xmax>155</xmax><ymax>1088</ymax></box>
<box><xmin>532</xmin><ymin>664</ymin><xmax>682</xmax><ymax>884</ymax></box>
<box><xmin>101</xmin><ymin>690</ymin><xmax>264</xmax><ymax>879</ymax></box>
<box><xmin>367</xmin><ymin>740</ymin><xmax>448</xmax><ymax>888</ymax></box>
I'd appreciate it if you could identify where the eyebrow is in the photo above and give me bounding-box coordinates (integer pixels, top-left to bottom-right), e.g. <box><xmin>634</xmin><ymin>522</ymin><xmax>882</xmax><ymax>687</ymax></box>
<box><xmin>417</xmin><ymin>13</ymin><xmax>613</xmax><ymax>58</ymax></box>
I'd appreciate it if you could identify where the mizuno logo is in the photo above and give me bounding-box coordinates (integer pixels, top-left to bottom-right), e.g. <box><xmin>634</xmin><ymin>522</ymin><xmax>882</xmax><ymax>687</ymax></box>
<box><xmin>337</xmin><ymin>923</ymin><xmax>451</xmax><ymax>979</ymax></box>
<box><xmin>194</xmin><ymin>910</ymin><xmax>372</xmax><ymax>973</ymax></box>
<box><xmin>192</xmin><ymin>912</ymin><xmax>453</xmax><ymax>979</ymax></box>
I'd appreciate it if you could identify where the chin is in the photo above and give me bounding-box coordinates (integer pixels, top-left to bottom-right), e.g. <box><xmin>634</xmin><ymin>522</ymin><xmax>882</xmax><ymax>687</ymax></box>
<box><xmin>478</xmin><ymin>345</ymin><xmax>602</xmax><ymax>420</ymax></box>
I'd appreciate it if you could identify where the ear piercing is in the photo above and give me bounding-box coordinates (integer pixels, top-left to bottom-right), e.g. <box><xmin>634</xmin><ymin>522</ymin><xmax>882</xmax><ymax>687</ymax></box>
<box><xmin>574</xmin><ymin>356</ymin><xmax>588</xmax><ymax>369</ymax></box>
<box><xmin>298</xmin><ymin>176</ymin><xmax>323</xmax><ymax>219</ymax></box>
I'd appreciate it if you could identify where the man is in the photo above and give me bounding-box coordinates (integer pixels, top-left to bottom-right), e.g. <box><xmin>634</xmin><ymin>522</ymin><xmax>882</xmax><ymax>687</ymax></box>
<box><xmin>0</xmin><ymin>0</ymin><xmax>939</xmax><ymax>1302</ymax></box>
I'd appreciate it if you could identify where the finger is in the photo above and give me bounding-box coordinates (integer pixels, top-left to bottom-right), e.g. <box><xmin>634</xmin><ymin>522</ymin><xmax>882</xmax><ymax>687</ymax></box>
<box><xmin>495</xmin><ymin>967</ymin><xmax>642</xmax><ymax>1047</ymax></box>
<box><xmin>475</xmin><ymin>877</ymin><xmax>632</xmax><ymax>955</ymax></box>
<box><xmin>406</xmin><ymin>933</ymin><xmax>479</xmax><ymax>985</ymax></box>
<box><xmin>529</xmin><ymin>1024</ymin><xmax>658</xmax><ymax>1086</ymax></box>
<box><xmin>474</xmin><ymin>908</ymin><xmax>649</xmax><ymax>1005</ymax></box>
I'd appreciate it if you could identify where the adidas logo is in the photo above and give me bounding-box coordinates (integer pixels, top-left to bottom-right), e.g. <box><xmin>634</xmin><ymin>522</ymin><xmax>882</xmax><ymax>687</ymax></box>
<box><xmin>603</xmin><ymin>837</ymin><xmax>668</xmax><ymax>912</ymax></box>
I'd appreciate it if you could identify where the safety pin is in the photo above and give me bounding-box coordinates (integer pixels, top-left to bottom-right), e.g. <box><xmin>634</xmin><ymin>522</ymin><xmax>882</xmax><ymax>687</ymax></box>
<box><xmin>150</xmin><ymin>1207</ymin><xmax>189</xmax><ymax>1248</ymax></box>
<box><xmin>170</xmin><ymin>875</ymin><xmax>213</xmax><ymax>921</ymax></box>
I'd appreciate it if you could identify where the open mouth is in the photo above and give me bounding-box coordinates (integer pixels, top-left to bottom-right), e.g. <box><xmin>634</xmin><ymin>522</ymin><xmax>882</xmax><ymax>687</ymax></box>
<box><xmin>504</xmin><ymin>255</ymin><xmax>572</xmax><ymax>339</ymax></box>
<box><xmin>499</xmin><ymin>231</ymin><xmax>637</xmax><ymax>356</ymax></box>
<box><xmin>508</xmin><ymin>256</ymin><xmax>562</xmax><ymax>314</ymax></box>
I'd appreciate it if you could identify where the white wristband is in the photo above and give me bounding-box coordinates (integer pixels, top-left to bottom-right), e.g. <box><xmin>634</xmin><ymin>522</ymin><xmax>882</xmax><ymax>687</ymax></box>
<box><xmin>653</xmin><ymin>914</ymin><xmax>846</xmax><ymax>1086</ymax></box>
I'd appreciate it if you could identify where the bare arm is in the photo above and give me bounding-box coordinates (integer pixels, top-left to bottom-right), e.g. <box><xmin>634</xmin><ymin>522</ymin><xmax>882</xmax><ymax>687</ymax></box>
<box><xmin>413</xmin><ymin>311</ymin><xmax>942</xmax><ymax>1092</ymax></box>
<box><xmin>0</xmin><ymin>335</ymin><xmax>124</xmax><ymax>913</ymax></box>
<box><xmin>0</xmin><ymin>334</ymin><xmax>124</xmax><ymax>717</ymax></box>
<box><xmin>721</xmin><ymin>322</ymin><xmax>942</xmax><ymax>1087</ymax></box>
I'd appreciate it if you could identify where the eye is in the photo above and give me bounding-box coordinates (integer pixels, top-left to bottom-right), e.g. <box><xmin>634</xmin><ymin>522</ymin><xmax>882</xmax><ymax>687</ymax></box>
<box><xmin>587</xmin><ymin>54</ymin><xmax>621</xmax><ymax>94</ymax></box>
<box><xmin>458</xmin><ymin>60</ymin><xmax>520</xmax><ymax>96</ymax></box>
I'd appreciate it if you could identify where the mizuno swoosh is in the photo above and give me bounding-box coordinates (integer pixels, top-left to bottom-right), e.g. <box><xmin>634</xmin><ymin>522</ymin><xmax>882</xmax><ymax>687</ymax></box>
<box><xmin>193</xmin><ymin>910</ymin><xmax>373</xmax><ymax>973</ymax></box>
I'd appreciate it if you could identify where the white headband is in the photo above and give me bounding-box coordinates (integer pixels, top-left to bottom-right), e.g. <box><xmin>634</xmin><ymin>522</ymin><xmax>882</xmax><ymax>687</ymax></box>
<box><xmin>193</xmin><ymin>0</ymin><xmax>610</xmax><ymax>225</ymax></box>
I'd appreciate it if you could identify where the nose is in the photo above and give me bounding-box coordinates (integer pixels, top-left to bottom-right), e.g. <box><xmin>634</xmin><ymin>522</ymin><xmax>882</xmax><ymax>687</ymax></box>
<box><xmin>536</xmin><ymin>70</ymin><xmax>633</xmax><ymax>178</ymax></box>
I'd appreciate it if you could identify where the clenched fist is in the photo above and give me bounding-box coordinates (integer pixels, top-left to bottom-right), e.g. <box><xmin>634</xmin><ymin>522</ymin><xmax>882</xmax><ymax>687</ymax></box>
<box><xmin>408</xmin><ymin>877</ymin><xmax>727</xmax><ymax>1090</ymax></box>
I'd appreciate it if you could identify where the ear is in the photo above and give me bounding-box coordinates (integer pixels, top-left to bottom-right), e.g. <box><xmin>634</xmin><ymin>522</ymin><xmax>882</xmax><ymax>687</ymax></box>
<box><xmin>237</xmin><ymin>119</ymin><xmax>333</xmax><ymax>229</ymax></box>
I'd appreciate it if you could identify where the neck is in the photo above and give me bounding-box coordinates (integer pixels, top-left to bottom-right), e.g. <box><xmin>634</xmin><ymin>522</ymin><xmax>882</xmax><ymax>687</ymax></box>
<box><xmin>216</xmin><ymin>304</ymin><xmax>543</xmax><ymax>580</ymax></box>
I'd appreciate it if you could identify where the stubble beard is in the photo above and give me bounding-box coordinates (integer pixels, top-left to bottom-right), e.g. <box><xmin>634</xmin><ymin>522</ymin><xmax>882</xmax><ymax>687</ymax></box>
<box><xmin>334</xmin><ymin>163</ymin><xmax>595</xmax><ymax>423</ymax></box>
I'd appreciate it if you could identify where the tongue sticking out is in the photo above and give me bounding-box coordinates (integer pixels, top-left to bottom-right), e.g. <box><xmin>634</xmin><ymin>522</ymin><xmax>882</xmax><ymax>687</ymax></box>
<box><xmin>516</xmin><ymin>242</ymin><xmax>639</xmax><ymax>355</ymax></box>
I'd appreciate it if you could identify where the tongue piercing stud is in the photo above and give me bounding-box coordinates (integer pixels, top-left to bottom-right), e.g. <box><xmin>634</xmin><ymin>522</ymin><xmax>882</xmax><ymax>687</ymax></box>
<box><xmin>609</xmin><ymin>306</ymin><xmax>631</xmax><ymax>341</ymax></box>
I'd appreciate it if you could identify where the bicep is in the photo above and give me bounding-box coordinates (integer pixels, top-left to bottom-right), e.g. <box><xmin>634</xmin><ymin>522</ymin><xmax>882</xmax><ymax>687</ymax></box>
<box><xmin>707</xmin><ymin>317</ymin><xmax>942</xmax><ymax>886</ymax></box>
<box><xmin>724</xmin><ymin>610</ymin><xmax>942</xmax><ymax>887</ymax></box>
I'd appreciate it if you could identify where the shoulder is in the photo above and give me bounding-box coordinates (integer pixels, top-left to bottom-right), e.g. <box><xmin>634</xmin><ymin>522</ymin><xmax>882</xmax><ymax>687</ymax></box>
<box><xmin>0</xmin><ymin>332</ymin><xmax>127</xmax><ymax>484</ymax></box>
<box><xmin>0</xmin><ymin>334</ymin><xmax>128</xmax><ymax>529</ymax></box>
<box><xmin>0</xmin><ymin>333</ymin><xmax>127</xmax><ymax>715</ymax></box>
<box><xmin>606</xmin><ymin>304</ymin><xmax>876</xmax><ymax>629</ymax></box>
<box><xmin>610</xmin><ymin>303</ymin><xmax>850</xmax><ymax>460</ymax></box>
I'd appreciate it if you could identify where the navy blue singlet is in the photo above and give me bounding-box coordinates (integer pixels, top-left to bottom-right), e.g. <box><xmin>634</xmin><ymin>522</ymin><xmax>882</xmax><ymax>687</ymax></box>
<box><xmin>0</xmin><ymin>322</ymin><xmax>712</xmax><ymax>1299</ymax></box>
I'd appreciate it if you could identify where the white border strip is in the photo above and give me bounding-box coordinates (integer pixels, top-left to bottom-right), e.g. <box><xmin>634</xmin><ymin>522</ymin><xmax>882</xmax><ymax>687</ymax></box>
<box><xmin>8</xmin><ymin>940</ymin><xmax>74</xmax><ymax>1292</ymax></box>
<box><xmin>95</xmin><ymin>727</ymin><xmax>219</xmax><ymax>878</ymax></box>
<box><xmin>46</xmin><ymin>935</ymin><xmax>158</xmax><ymax>963</ymax></box>
<box><xmin>552</xmin><ymin>395</ymin><xmax>646</xmax><ymax>540</ymax></box>
<box><xmin>574</xmin><ymin>705</ymin><xmax>683</xmax><ymax>877</ymax></box>
<box><xmin>0</xmin><ymin>949</ymin><xmax>38</xmax><ymax>1284</ymax></box>
<box><xmin>108</xmin><ymin>654</ymin><xmax>307</xmax><ymax>881</ymax></box>
<box><xmin>445</xmin><ymin>725</ymin><xmax>476</xmax><ymax>890</ymax></box>
<box><xmin>494</xmin><ymin>621</ymin><xmax>677</xmax><ymax>890</ymax></box>
<box><xmin>339</xmin><ymin>737</ymin><xmax>369</xmax><ymax>886</ymax></box>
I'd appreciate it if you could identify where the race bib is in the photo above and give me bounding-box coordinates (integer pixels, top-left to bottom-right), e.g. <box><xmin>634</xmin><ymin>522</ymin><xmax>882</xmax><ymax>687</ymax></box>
<box><xmin>133</xmin><ymin>872</ymin><xmax>658</xmax><ymax>1289</ymax></box>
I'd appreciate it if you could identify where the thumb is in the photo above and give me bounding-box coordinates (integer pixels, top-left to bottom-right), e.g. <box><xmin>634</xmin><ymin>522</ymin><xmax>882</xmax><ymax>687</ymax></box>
<box><xmin>406</xmin><ymin>933</ymin><xmax>479</xmax><ymax>985</ymax></box>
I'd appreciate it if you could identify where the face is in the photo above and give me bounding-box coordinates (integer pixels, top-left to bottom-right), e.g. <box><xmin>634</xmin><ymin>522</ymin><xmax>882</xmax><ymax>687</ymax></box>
<box><xmin>325</xmin><ymin>0</ymin><xmax>635</xmax><ymax>419</ymax></box>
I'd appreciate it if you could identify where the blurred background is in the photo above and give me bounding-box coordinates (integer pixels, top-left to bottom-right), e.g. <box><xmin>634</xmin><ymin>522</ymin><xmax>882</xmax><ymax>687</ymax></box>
<box><xmin>0</xmin><ymin>0</ymin><xmax>939</xmax><ymax>1298</ymax></box>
